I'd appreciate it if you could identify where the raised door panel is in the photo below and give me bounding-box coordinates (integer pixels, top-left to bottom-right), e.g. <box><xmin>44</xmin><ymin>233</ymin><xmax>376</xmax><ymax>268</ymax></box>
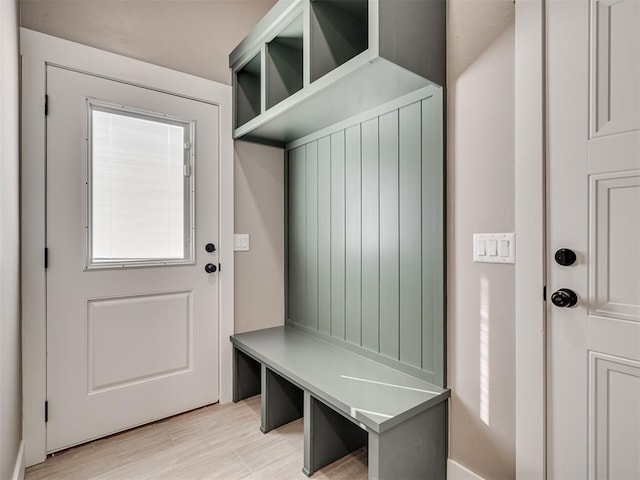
<box><xmin>589</xmin><ymin>0</ymin><xmax>640</xmax><ymax>175</ymax></box>
<box><xmin>590</xmin><ymin>172</ymin><xmax>640</xmax><ymax>323</ymax></box>
<box><xmin>591</xmin><ymin>0</ymin><xmax>640</xmax><ymax>138</ymax></box>
<box><xmin>88</xmin><ymin>292</ymin><xmax>192</xmax><ymax>393</ymax></box>
<box><xmin>590</xmin><ymin>353</ymin><xmax>640</xmax><ymax>479</ymax></box>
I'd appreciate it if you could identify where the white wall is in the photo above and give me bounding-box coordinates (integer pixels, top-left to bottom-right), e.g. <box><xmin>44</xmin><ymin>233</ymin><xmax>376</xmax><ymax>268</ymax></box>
<box><xmin>234</xmin><ymin>141</ymin><xmax>285</xmax><ymax>333</ymax></box>
<box><xmin>20</xmin><ymin>0</ymin><xmax>277</xmax><ymax>86</ymax></box>
<box><xmin>447</xmin><ymin>1</ymin><xmax>516</xmax><ymax>478</ymax></box>
<box><xmin>0</xmin><ymin>0</ymin><xmax>23</xmax><ymax>477</ymax></box>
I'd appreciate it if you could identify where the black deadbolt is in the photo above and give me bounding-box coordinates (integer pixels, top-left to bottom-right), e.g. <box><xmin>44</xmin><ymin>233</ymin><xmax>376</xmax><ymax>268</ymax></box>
<box><xmin>551</xmin><ymin>288</ymin><xmax>578</xmax><ymax>308</ymax></box>
<box><xmin>205</xmin><ymin>243</ymin><xmax>216</xmax><ymax>253</ymax></box>
<box><xmin>204</xmin><ymin>263</ymin><xmax>217</xmax><ymax>274</ymax></box>
<box><xmin>554</xmin><ymin>248</ymin><xmax>576</xmax><ymax>266</ymax></box>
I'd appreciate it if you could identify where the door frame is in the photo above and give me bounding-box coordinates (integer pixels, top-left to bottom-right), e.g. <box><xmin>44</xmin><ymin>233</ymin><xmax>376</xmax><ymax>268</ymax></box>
<box><xmin>514</xmin><ymin>0</ymin><xmax>546</xmax><ymax>478</ymax></box>
<box><xmin>20</xmin><ymin>28</ymin><xmax>235</xmax><ymax>467</ymax></box>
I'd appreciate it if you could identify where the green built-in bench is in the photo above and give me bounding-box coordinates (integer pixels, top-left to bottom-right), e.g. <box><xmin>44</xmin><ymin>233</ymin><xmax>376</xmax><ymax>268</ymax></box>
<box><xmin>231</xmin><ymin>326</ymin><xmax>450</xmax><ymax>480</ymax></box>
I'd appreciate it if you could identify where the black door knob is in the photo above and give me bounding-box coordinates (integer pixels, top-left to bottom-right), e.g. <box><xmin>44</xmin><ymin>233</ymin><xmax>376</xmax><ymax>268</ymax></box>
<box><xmin>204</xmin><ymin>263</ymin><xmax>217</xmax><ymax>274</ymax></box>
<box><xmin>555</xmin><ymin>248</ymin><xmax>577</xmax><ymax>266</ymax></box>
<box><xmin>205</xmin><ymin>243</ymin><xmax>216</xmax><ymax>253</ymax></box>
<box><xmin>551</xmin><ymin>288</ymin><xmax>578</xmax><ymax>308</ymax></box>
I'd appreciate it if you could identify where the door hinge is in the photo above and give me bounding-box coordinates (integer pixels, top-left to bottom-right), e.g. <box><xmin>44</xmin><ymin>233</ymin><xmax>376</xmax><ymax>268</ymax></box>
<box><xmin>45</xmin><ymin>401</ymin><xmax>49</xmax><ymax>423</ymax></box>
<box><xmin>44</xmin><ymin>248</ymin><xmax>49</xmax><ymax>269</ymax></box>
<box><xmin>183</xmin><ymin>164</ymin><xmax>191</xmax><ymax>177</ymax></box>
<box><xmin>45</xmin><ymin>94</ymin><xmax>49</xmax><ymax>116</ymax></box>
<box><xmin>543</xmin><ymin>285</ymin><xmax>547</xmax><ymax>302</ymax></box>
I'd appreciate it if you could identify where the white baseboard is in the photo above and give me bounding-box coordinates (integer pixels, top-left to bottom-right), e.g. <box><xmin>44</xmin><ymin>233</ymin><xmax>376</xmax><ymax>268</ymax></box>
<box><xmin>12</xmin><ymin>441</ymin><xmax>25</xmax><ymax>480</ymax></box>
<box><xmin>448</xmin><ymin>458</ymin><xmax>486</xmax><ymax>480</ymax></box>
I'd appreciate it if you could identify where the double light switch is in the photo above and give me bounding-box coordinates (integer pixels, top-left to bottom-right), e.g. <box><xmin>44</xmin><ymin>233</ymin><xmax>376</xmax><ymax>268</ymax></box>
<box><xmin>473</xmin><ymin>233</ymin><xmax>515</xmax><ymax>264</ymax></box>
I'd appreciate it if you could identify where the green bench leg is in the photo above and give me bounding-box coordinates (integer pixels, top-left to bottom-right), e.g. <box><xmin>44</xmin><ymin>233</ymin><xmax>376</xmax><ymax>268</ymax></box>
<box><xmin>261</xmin><ymin>365</ymin><xmax>304</xmax><ymax>433</ymax></box>
<box><xmin>303</xmin><ymin>392</ymin><xmax>368</xmax><ymax>477</ymax></box>
<box><xmin>232</xmin><ymin>347</ymin><xmax>261</xmax><ymax>402</ymax></box>
<box><xmin>368</xmin><ymin>401</ymin><xmax>447</xmax><ymax>480</ymax></box>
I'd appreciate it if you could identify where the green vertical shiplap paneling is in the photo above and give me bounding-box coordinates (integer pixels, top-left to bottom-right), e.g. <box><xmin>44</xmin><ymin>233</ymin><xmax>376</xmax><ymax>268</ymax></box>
<box><xmin>360</xmin><ymin>118</ymin><xmax>380</xmax><ymax>352</ymax></box>
<box><xmin>422</xmin><ymin>92</ymin><xmax>444</xmax><ymax>385</ymax></box>
<box><xmin>344</xmin><ymin>125</ymin><xmax>362</xmax><ymax>346</ymax></box>
<box><xmin>288</xmin><ymin>146</ymin><xmax>306</xmax><ymax>327</ymax></box>
<box><xmin>378</xmin><ymin>110</ymin><xmax>400</xmax><ymax>359</ymax></box>
<box><xmin>286</xmin><ymin>89</ymin><xmax>444</xmax><ymax>384</ymax></box>
<box><xmin>317</xmin><ymin>136</ymin><xmax>332</xmax><ymax>335</ymax></box>
<box><xmin>398</xmin><ymin>102</ymin><xmax>423</xmax><ymax>368</ymax></box>
<box><xmin>305</xmin><ymin>141</ymin><xmax>319</xmax><ymax>330</ymax></box>
<box><xmin>330</xmin><ymin>131</ymin><xmax>346</xmax><ymax>339</ymax></box>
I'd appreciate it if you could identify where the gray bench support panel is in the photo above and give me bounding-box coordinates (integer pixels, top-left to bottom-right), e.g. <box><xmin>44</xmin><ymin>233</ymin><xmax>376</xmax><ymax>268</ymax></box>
<box><xmin>369</xmin><ymin>401</ymin><xmax>447</xmax><ymax>480</ymax></box>
<box><xmin>303</xmin><ymin>392</ymin><xmax>367</xmax><ymax>477</ymax></box>
<box><xmin>233</xmin><ymin>348</ymin><xmax>261</xmax><ymax>402</ymax></box>
<box><xmin>261</xmin><ymin>365</ymin><xmax>304</xmax><ymax>433</ymax></box>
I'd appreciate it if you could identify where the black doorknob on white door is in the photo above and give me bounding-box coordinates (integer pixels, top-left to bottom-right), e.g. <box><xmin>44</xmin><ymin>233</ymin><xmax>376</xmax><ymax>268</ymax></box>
<box><xmin>205</xmin><ymin>263</ymin><xmax>217</xmax><ymax>274</ymax></box>
<box><xmin>554</xmin><ymin>248</ymin><xmax>576</xmax><ymax>266</ymax></box>
<box><xmin>551</xmin><ymin>288</ymin><xmax>578</xmax><ymax>308</ymax></box>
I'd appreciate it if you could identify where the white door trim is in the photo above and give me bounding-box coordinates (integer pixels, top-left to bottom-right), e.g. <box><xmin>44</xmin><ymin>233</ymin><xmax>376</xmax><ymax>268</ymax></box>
<box><xmin>514</xmin><ymin>1</ymin><xmax>546</xmax><ymax>478</ymax></box>
<box><xmin>20</xmin><ymin>28</ymin><xmax>235</xmax><ymax>467</ymax></box>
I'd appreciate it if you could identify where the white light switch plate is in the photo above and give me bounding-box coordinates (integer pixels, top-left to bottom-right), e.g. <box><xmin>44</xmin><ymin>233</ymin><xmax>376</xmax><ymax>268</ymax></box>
<box><xmin>473</xmin><ymin>233</ymin><xmax>515</xmax><ymax>264</ymax></box>
<box><xmin>234</xmin><ymin>234</ymin><xmax>250</xmax><ymax>252</ymax></box>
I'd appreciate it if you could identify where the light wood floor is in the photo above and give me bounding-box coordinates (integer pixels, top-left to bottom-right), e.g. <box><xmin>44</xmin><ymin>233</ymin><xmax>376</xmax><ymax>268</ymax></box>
<box><xmin>25</xmin><ymin>396</ymin><xmax>368</xmax><ymax>480</ymax></box>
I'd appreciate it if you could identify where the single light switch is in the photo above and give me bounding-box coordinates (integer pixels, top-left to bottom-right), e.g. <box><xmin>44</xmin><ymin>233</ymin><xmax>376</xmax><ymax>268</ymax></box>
<box><xmin>476</xmin><ymin>238</ymin><xmax>486</xmax><ymax>256</ymax></box>
<box><xmin>234</xmin><ymin>234</ymin><xmax>250</xmax><ymax>252</ymax></box>
<box><xmin>486</xmin><ymin>240</ymin><xmax>498</xmax><ymax>256</ymax></box>
<box><xmin>499</xmin><ymin>239</ymin><xmax>510</xmax><ymax>257</ymax></box>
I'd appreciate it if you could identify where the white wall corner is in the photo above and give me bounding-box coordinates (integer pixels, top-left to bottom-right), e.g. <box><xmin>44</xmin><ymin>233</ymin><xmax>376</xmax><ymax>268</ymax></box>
<box><xmin>12</xmin><ymin>441</ymin><xmax>25</xmax><ymax>480</ymax></box>
<box><xmin>447</xmin><ymin>459</ymin><xmax>486</xmax><ymax>480</ymax></box>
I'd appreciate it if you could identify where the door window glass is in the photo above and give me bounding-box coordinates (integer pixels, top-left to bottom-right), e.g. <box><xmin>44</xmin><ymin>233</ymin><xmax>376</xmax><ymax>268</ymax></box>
<box><xmin>87</xmin><ymin>102</ymin><xmax>194</xmax><ymax>267</ymax></box>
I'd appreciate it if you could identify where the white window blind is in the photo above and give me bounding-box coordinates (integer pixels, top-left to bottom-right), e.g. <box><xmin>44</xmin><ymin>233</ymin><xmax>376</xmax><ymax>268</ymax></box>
<box><xmin>89</xmin><ymin>105</ymin><xmax>192</xmax><ymax>266</ymax></box>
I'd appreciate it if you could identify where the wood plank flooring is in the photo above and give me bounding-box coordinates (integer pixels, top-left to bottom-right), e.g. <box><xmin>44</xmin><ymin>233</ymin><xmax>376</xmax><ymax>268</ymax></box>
<box><xmin>25</xmin><ymin>396</ymin><xmax>368</xmax><ymax>480</ymax></box>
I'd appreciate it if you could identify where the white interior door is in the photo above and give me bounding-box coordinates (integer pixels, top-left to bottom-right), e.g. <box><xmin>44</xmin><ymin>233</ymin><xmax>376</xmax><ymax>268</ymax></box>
<box><xmin>547</xmin><ymin>1</ymin><xmax>640</xmax><ymax>478</ymax></box>
<box><xmin>46</xmin><ymin>65</ymin><xmax>220</xmax><ymax>452</ymax></box>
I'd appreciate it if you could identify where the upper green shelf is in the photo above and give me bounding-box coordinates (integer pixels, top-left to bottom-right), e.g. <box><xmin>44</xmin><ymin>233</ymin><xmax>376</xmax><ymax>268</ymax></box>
<box><xmin>229</xmin><ymin>0</ymin><xmax>445</xmax><ymax>146</ymax></box>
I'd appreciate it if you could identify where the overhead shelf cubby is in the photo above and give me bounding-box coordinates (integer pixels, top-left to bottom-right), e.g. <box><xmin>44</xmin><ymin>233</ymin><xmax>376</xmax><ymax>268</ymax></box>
<box><xmin>235</xmin><ymin>52</ymin><xmax>262</xmax><ymax>128</ymax></box>
<box><xmin>310</xmin><ymin>0</ymin><xmax>368</xmax><ymax>83</ymax></box>
<box><xmin>267</xmin><ymin>15</ymin><xmax>304</xmax><ymax>109</ymax></box>
<box><xmin>230</xmin><ymin>0</ymin><xmax>445</xmax><ymax>145</ymax></box>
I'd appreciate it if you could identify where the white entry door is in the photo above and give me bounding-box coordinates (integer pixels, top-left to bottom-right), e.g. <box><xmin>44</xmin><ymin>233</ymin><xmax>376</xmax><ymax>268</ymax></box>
<box><xmin>547</xmin><ymin>1</ymin><xmax>640</xmax><ymax>478</ymax></box>
<box><xmin>46</xmin><ymin>65</ymin><xmax>220</xmax><ymax>452</ymax></box>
